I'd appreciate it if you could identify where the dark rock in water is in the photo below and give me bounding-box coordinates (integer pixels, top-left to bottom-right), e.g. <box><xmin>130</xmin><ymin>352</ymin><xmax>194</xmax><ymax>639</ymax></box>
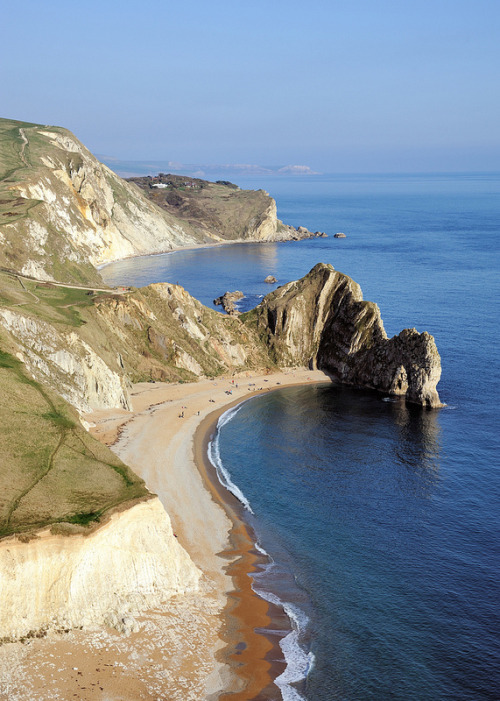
<box><xmin>264</xmin><ymin>275</ymin><xmax>277</xmax><ymax>284</ymax></box>
<box><xmin>213</xmin><ymin>291</ymin><xmax>244</xmax><ymax>315</ymax></box>
<box><xmin>334</xmin><ymin>232</ymin><xmax>346</xmax><ymax>238</ymax></box>
<box><xmin>252</xmin><ymin>263</ymin><xmax>442</xmax><ymax>407</ymax></box>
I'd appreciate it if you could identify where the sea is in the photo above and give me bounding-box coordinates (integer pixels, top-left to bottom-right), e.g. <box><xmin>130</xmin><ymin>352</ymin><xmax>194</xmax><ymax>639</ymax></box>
<box><xmin>101</xmin><ymin>172</ymin><xmax>500</xmax><ymax>701</ymax></box>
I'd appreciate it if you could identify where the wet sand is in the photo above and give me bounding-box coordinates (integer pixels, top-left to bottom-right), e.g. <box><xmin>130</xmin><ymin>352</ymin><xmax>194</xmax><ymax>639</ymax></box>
<box><xmin>0</xmin><ymin>368</ymin><xmax>329</xmax><ymax>700</ymax></box>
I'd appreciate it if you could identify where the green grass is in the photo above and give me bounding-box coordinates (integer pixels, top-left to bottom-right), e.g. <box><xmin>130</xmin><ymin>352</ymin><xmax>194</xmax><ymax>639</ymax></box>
<box><xmin>0</xmin><ymin>340</ymin><xmax>149</xmax><ymax>539</ymax></box>
<box><xmin>0</xmin><ymin>271</ymin><xmax>101</xmax><ymax>327</ymax></box>
<box><xmin>66</xmin><ymin>511</ymin><xmax>102</xmax><ymax>526</ymax></box>
<box><xmin>41</xmin><ymin>410</ymin><xmax>76</xmax><ymax>430</ymax></box>
<box><xmin>0</xmin><ymin>349</ymin><xmax>20</xmax><ymax>369</ymax></box>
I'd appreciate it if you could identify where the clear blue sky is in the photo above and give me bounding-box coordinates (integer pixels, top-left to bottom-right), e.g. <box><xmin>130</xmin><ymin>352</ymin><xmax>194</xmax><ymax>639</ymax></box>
<box><xmin>2</xmin><ymin>0</ymin><xmax>499</xmax><ymax>172</ymax></box>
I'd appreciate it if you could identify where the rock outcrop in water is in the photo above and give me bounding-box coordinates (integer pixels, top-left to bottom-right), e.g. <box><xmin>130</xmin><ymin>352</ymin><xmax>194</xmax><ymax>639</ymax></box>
<box><xmin>213</xmin><ymin>290</ymin><xmax>244</xmax><ymax>315</ymax></box>
<box><xmin>246</xmin><ymin>263</ymin><xmax>442</xmax><ymax>407</ymax></box>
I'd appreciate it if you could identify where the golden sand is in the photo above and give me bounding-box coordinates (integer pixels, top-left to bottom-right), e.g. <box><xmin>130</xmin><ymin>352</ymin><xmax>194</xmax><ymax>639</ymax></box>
<box><xmin>0</xmin><ymin>369</ymin><xmax>329</xmax><ymax>700</ymax></box>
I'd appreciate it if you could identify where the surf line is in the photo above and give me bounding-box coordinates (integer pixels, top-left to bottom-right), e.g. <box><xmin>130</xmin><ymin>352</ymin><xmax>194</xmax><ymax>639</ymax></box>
<box><xmin>194</xmin><ymin>387</ymin><xmax>320</xmax><ymax>700</ymax></box>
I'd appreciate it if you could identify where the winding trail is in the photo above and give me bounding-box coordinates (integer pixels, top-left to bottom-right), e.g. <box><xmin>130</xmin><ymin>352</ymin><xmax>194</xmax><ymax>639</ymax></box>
<box><xmin>18</xmin><ymin>129</ymin><xmax>29</xmax><ymax>167</ymax></box>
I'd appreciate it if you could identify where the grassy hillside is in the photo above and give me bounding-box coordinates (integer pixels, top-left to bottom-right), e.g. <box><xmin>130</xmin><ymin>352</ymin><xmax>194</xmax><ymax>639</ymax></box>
<box><xmin>0</xmin><ymin>334</ymin><xmax>149</xmax><ymax>540</ymax></box>
<box><xmin>0</xmin><ymin>268</ymin><xmax>274</xmax><ymax>539</ymax></box>
<box><xmin>129</xmin><ymin>173</ymin><xmax>287</xmax><ymax>241</ymax></box>
<box><xmin>0</xmin><ymin>118</ymin><xmax>290</xmax><ymax>286</ymax></box>
<box><xmin>0</xmin><ymin>118</ymin><xmax>107</xmax><ymax>284</ymax></box>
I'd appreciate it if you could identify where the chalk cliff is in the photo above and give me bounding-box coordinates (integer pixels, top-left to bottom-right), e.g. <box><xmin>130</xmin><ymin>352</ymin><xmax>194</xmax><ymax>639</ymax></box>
<box><xmin>0</xmin><ymin>339</ymin><xmax>200</xmax><ymax>640</ymax></box>
<box><xmin>0</xmin><ymin>498</ymin><xmax>200</xmax><ymax>640</ymax></box>
<box><xmin>0</xmin><ymin>119</ymin><xmax>307</xmax><ymax>285</ymax></box>
<box><xmin>0</xmin><ymin>308</ymin><xmax>131</xmax><ymax>413</ymax></box>
<box><xmin>0</xmin><ymin>264</ymin><xmax>441</xmax><ymax>416</ymax></box>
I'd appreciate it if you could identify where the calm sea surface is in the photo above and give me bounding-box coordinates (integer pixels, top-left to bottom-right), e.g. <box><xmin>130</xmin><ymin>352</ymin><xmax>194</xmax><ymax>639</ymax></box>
<box><xmin>102</xmin><ymin>173</ymin><xmax>500</xmax><ymax>700</ymax></box>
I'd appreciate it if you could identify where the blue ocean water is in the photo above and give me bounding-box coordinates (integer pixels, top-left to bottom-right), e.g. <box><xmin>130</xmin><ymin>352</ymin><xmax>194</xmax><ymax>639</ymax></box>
<box><xmin>102</xmin><ymin>173</ymin><xmax>500</xmax><ymax>700</ymax></box>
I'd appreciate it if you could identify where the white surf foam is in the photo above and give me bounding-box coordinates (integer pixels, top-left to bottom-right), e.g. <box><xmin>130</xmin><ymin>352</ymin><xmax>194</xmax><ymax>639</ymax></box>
<box><xmin>252</xmin><ymin>583</ymin><xmax>313</xmax><ymax>700</ymax></box>
<box><xmin>208</xmin><ymin>403</ymin><xmax>313</xmax><ymax>699</ymax></box>
<box><xmin>207</xmin><ymin>404</ymin><xmax>254</xmax><ymax>513</ymax></box>
<box><xmin>254</xmin><ymin>540</ymin><xmax>271</xmax><ymax>558</ymax></box>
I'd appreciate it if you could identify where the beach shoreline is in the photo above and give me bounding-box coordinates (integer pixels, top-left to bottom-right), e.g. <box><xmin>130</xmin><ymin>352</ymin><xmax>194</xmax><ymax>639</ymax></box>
<box><xmin>98</xmin><ymin>367</ymin><xmax>329</xmax><ymax>699</ymax></box>
<box><xmin>93</xmin><ymin>367</ymin><xmax>330</xmax><ymax>699</ymax></box>
<box><xmin>0</xmin><ymin>368</ymin><xmax>329</xmax><ymax>700</ymax></box>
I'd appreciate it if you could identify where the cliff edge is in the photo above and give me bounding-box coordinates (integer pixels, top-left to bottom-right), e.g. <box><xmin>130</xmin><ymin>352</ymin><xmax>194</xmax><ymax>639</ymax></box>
<box><xmin>0</xmin><ymin>118</ymin><xmax>307</xmax><ymax>285</ymax></box>
<box><xmin>0</xmin><ymin>498</ymin><xmax>200</xmax><ymax>640</ymax></box>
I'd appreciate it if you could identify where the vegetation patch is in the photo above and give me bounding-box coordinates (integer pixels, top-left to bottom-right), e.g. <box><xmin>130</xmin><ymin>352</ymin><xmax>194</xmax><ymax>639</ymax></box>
<box><xmin>0</xmin><ymin>336</ymin><xmax>149</xmax><ymax>540</ymax></box>
<box><xmin>66</xmin><ymin>511</ymin><xmax>101</xmax><ymax>526</ymax></box>
<box><xmin>41</xmin><ymin>410</ymin><xmax>76</xmax><ymax>430</ymax></box>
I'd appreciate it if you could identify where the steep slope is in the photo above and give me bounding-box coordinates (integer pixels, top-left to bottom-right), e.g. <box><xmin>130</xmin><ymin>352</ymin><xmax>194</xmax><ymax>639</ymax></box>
<box><xmin>0</xmin><ymin>331</ymin><xmax>200</xmax><ymax>639</ymax></box>
<box><xmin>0</xmin><ymin>119</ymin><xmax>308</xmax><ymax>286</ymax></box>
<box><xmin>0</xmin><ymin>269</ymin><xmax>272</xmax><ymax>412</ymax></box>
<box><xmin>243</xmin><ymin>263</ymin><xmax>442</xmax><ymax>407</ymax></box>
<box><xmin>0</xmin><ymin>118</ymin><xmax>203</xmax><ymax>284</ymax></box>
<box><xmin>0</xmin><ymin>264</ymin><xmax>442</xmax><ymax>414</ymax></box>
<box><xmin>129</xmin><ymin>173</ymin><xmax>319</xmax><ymax>242</ymax></box>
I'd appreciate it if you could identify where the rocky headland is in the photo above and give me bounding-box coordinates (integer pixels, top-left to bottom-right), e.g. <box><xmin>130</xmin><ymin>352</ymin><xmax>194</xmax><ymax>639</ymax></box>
<box><xmin>246</xmin><ymin>263</ymin><xmax>442</xmax><ymax>408</ymax></box>
<box><xmin>0</xmin><ymin>116</ymin><xmax>442</xmax><ymax>697</ymax></box>
<box><xmin>0</xmin><ymin>118</ymin><xmax>320</xmax><ymax>286</ymax></box>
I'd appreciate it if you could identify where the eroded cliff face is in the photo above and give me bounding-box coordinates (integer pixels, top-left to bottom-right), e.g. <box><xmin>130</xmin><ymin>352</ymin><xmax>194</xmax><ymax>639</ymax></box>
<box><xmin>0</xmin><ymin>119</ymin><xmax>297</xmax><ymax>285</ymax></box>
<box><xmin>0</xmin><ymin>264</ymin><xmax>441</xmax><ymax>417</ymax></box>
<box><xmin>247</xmin><ymin>263</ymin><xmax>442</xmax><ymax>407</ymax></box>
<box><xmin>0</xmin><ymin>122</ymin><xmax>203</xmax><ymax>284</ymax></box>
<box><xmin>0</xmin><ymin>498</ymin><xmax>200</xmax><ymax>640</ymax></box>
<box><xmin>0</xmin><ymin>270</ymin><xmax>278</xmax><ymax>416</ymax></box>
<box><xmin>0</xmin><ymin>308</ymin><xmax>131</xmax><ymax>413</ymax></box>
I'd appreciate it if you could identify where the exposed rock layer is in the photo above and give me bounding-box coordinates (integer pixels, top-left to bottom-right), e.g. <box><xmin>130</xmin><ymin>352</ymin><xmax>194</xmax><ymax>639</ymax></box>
<box><xmin>0</xmin><ymin>264</ymin><xmax>442</xmax><ymax>411</ymax></box>
<box><xmin>247</xmin><ymin>264</ymin><xmax>442</xmax><ymax>407</ymax></box>
<box><xmin>0</xmin><ymin>498</ymin><xmax>200</xmax><ymax>639</ymax></box>
<box><xmin>0</xmin><ymin>119</ymin><xmax>316</xmax><ymax>285</ymax></box>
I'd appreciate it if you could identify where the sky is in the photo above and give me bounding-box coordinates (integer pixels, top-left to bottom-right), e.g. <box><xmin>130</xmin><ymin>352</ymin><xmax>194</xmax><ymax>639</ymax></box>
<box><xmin>2</xmin><ymin>0</ymin><xmax>499</xmax><ymax>172</ymax></box>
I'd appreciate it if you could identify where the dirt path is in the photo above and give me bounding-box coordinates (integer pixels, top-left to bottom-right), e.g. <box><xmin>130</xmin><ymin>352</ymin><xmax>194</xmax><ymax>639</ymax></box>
<box><xmin>18</xmin><ymin>129</ymin><xmax>29</xmax><ymax>167</ymax></box>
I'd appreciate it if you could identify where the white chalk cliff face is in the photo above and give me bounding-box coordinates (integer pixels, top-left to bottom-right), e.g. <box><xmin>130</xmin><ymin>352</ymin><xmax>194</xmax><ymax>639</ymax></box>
<box><xmin>0</xmin><ymin>308</ymin><xmax>131</xmax><ymax>413</ymax></box>
<box><xmin>0</xmin><ymin>499</ymin><xmax>200</xmax><ymax>639</ymax></box>
<box><xmin>0</xmin><ymin>119</ymin><xmax>291</xmax><ymax>284</ymax></box>
<box><xmin>6</xmin><ymin>127</ymin><xmax>200</xmax><ymax>280</ymax></box>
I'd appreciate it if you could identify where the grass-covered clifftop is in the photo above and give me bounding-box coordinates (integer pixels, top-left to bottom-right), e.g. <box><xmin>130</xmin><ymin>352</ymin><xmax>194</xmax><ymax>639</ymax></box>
<box><xmin>129</xmin><ymin>173</ymin><xmax>292</xmax><ymax>242</ymax></box>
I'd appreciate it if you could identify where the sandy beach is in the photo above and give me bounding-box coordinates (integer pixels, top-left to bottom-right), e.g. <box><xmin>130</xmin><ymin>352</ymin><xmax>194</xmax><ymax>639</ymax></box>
<box><xmin>0</xmin><ymin>368</ymin><xmax>329</xmax><ymax>700</ymax></box>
